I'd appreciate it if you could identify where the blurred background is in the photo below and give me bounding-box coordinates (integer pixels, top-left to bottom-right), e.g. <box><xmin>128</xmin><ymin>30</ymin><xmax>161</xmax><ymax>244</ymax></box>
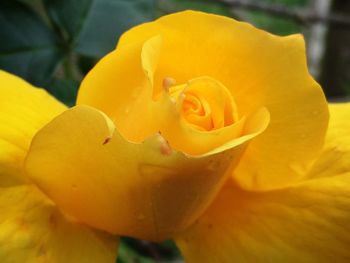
<box><xmin>0</xmin><ymin>0</ymin><xmax>349</xmax><ymax>262</ymax></box>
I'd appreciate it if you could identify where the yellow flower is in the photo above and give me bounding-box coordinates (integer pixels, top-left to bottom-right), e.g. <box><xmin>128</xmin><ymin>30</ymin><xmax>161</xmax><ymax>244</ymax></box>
<box><xmin>1</xmin><ymin>10</ymin><xmax>350</xmax><ymax>262</ymax></box>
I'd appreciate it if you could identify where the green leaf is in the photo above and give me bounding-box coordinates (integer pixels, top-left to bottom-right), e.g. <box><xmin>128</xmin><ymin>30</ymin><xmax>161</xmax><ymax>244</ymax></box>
<box><xmin>46</xmin><ymin>79</ymin><xmax>79</xmax><ymax>106</ymax></box>
<box><xmin>117</xmin><ymin>238</ymin><xmax>182</xmax><ymax>262</ymax></box>
<box><xmin>117</xmin><ymin>241</ymin><xmax>155</xmax><ymax>263</ymax></box>
<box><xmin>45</xmin><ymin>0</ymin><xmax>156</xmax><ymax>58</ymax></box>
<box><xmin>0</xmin><ymin>0</ymin><xmax>64</xmax><ymax>86</ymax></box>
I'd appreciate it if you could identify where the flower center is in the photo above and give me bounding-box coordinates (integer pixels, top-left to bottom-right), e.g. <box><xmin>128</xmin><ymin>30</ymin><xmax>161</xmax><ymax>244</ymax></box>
<box><xmin>165</xmin><ymin>76</ymin><xmax>238</xmax><ymax>131</ymax></box>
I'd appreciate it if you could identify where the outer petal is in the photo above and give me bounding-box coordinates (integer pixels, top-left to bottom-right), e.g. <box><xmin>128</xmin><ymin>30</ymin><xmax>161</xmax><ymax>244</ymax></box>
<box><xmin>0</xmin><ymin>185</ymin><xmax>118</xmax><ymax>263</ymax></box>
<box><xmin>0</xmin><ymin>70</ymin><xmax>66</xmax><ymax>186</ymax></box>
<box><xmin>25</xmin><ymin>105</ymin><xmax>267</xmax><ymax>241</ymax></box>
<box><xmin>307</xmin><ymin>103</ymin><xmax>350</xmax><ymax>178</ymax></box>
<box><xmin>175</xmin><ymin>174</ymin><xmax>350</xmax><ymax>262</ymax></box>
<box><xmin>77</xmin><ymin>36</ymin><xmax>157</xmax><ymax>142</ymax></box>
<box><xmin>116</xmin><ymin>10</ymin><xmax>329</xmax><ymax>189</ymax></box>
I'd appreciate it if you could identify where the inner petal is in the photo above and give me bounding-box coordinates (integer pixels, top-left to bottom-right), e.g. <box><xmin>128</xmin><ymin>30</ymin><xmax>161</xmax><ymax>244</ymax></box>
<box><xmin>182</xmin><ymin>94</ymin><xmax>204</xmax><ymax>115</ymax></box>
<box><xmin>180</xmin><ymin>93</ymin><xmax>211</xmax><ymax>131</ymax></box>
<box><xmin>168</xmin><ymin>76</ymin><xmax>238</xmax><ymax>131</ymax></box>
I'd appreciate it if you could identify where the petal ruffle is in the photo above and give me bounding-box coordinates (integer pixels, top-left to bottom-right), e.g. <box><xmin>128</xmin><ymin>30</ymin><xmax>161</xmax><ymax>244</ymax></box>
<box><xmin>25</xmin><ymin>105</ymin><xmax>266</xmax><ymax>241</ymax></box>
<box><xmin>0</xmin><ymin>70</ymin><xmax>66</xmax><ymax>186</ymax></box>
<box><xmin>114</xmin><ymin>10</ymin><xmax>328</xmax><ymax>189</ymax></box>
<box><xmin>175</xmin><ymin>174</ymin><xmax>350</xmax><ymax>262</ymax></box>
<box><xmin>308</xmin><ymin>103</ymin><xmax>350</xmax><ymax>178</ymax></box>
<box><xmin>0</xmin><ymin>185</ymin><xmax>118</xmax><ymax>263</ymax></box>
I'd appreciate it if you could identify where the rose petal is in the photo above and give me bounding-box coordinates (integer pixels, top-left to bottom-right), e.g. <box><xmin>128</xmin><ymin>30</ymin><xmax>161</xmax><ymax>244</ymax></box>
<box><xmin>78</xmin><ymin>35</ymin><xmax>269</xmax><ymax>156</ymax></box>
<box><xmin>117</xmin><ymin>10</ymin><xmax>329</xmax><ymax>189</ymax></box>
<box><xmin>25</xmin><ymin>105</ymin><xmax>265</xmax><ymax>240</ymax></box>
<box><xmin>175</xmin><ymin>174</ymin><xmax>350</xmax><ymax>262</ymax></box>
<box><xmin>0</xmin><ymin>70</ymin><xmax>66</xmax><ymax>186</ymax></box>
<box><xmin>77</xmin><ymin>36</ymin><xmax>160</xmax><ymax>142</ymax></box>
<box><xmin>308</xmin><ymin>103</ymin><xmax>350</xmax><ymax>178</ymax></box>
<box><xmin>0</xmin><ymin>185</ymin><xmax>118</xmax><ymax>263</ymax></box>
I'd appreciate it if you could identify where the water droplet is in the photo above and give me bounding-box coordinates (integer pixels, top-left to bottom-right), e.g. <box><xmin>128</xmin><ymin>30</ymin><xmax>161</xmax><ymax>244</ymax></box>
<box><xmin>312</xmin><ymin>110</ymin><xmax>319</xmax><ymax>115</ymax></box>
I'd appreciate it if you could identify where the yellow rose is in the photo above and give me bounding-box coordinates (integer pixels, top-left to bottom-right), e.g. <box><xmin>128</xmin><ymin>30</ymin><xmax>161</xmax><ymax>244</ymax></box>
<box><xmin>1</xmin><ymin>10</ymin><xmax>350</xmax><ymax>263</ymax></box>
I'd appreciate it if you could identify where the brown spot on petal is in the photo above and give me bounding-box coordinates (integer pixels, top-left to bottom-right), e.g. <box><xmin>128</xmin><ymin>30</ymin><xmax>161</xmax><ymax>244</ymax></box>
<box><xmin>102</xmin><ymin>137</ymin><xmax>111</xmax><ymax>145</ymax></box>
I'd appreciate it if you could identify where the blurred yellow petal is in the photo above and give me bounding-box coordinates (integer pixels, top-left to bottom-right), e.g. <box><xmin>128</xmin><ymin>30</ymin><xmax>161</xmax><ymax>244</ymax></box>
<box><xmin>0</xmin><ymin>185</ymin><xmax>118</xmax><ymax>263</ymax></box>
<box><xmin>25</xmin><ymin>105</ymin><xmax>266</xmax><ymax>241</ymax></box>
<box><xmin>117</xmin><ymin>10</ymin><xmax>328</xmax><ymax>189</ymax></box>
<box><xmin>176</xmin><ymin>174</ymin><xmax>350</xmax><ymax>262</ymax></box>
<box><xmin>308</xmin><ymin>103</ymin><xmax>350</xmax><ymax>178</ymax></box>
<box><xmin>0</xmin><ymin>70</ymin><xmax>66</xmax><ymax>186</ymax></box>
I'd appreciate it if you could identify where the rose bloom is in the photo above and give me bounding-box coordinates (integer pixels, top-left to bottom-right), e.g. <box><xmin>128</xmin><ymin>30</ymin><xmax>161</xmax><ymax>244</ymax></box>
<box><xmin>1</xmin><ymin>10</ymin><xmax>350</xmax><ymax>262</ymax></box>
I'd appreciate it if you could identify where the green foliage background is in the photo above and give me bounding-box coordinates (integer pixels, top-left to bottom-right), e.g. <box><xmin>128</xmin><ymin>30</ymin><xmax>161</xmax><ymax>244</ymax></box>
<box><xmin>0</xmin><ymin>0</ymin><xmax>348</xmax><ymax>262</ymax></box>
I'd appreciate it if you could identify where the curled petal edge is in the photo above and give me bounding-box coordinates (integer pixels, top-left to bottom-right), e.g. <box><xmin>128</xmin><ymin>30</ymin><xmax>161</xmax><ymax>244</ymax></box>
<box><xmin>25</xmin><ymin>105</ymin><xmax>269</xmax><ymax>240</ymax></box>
